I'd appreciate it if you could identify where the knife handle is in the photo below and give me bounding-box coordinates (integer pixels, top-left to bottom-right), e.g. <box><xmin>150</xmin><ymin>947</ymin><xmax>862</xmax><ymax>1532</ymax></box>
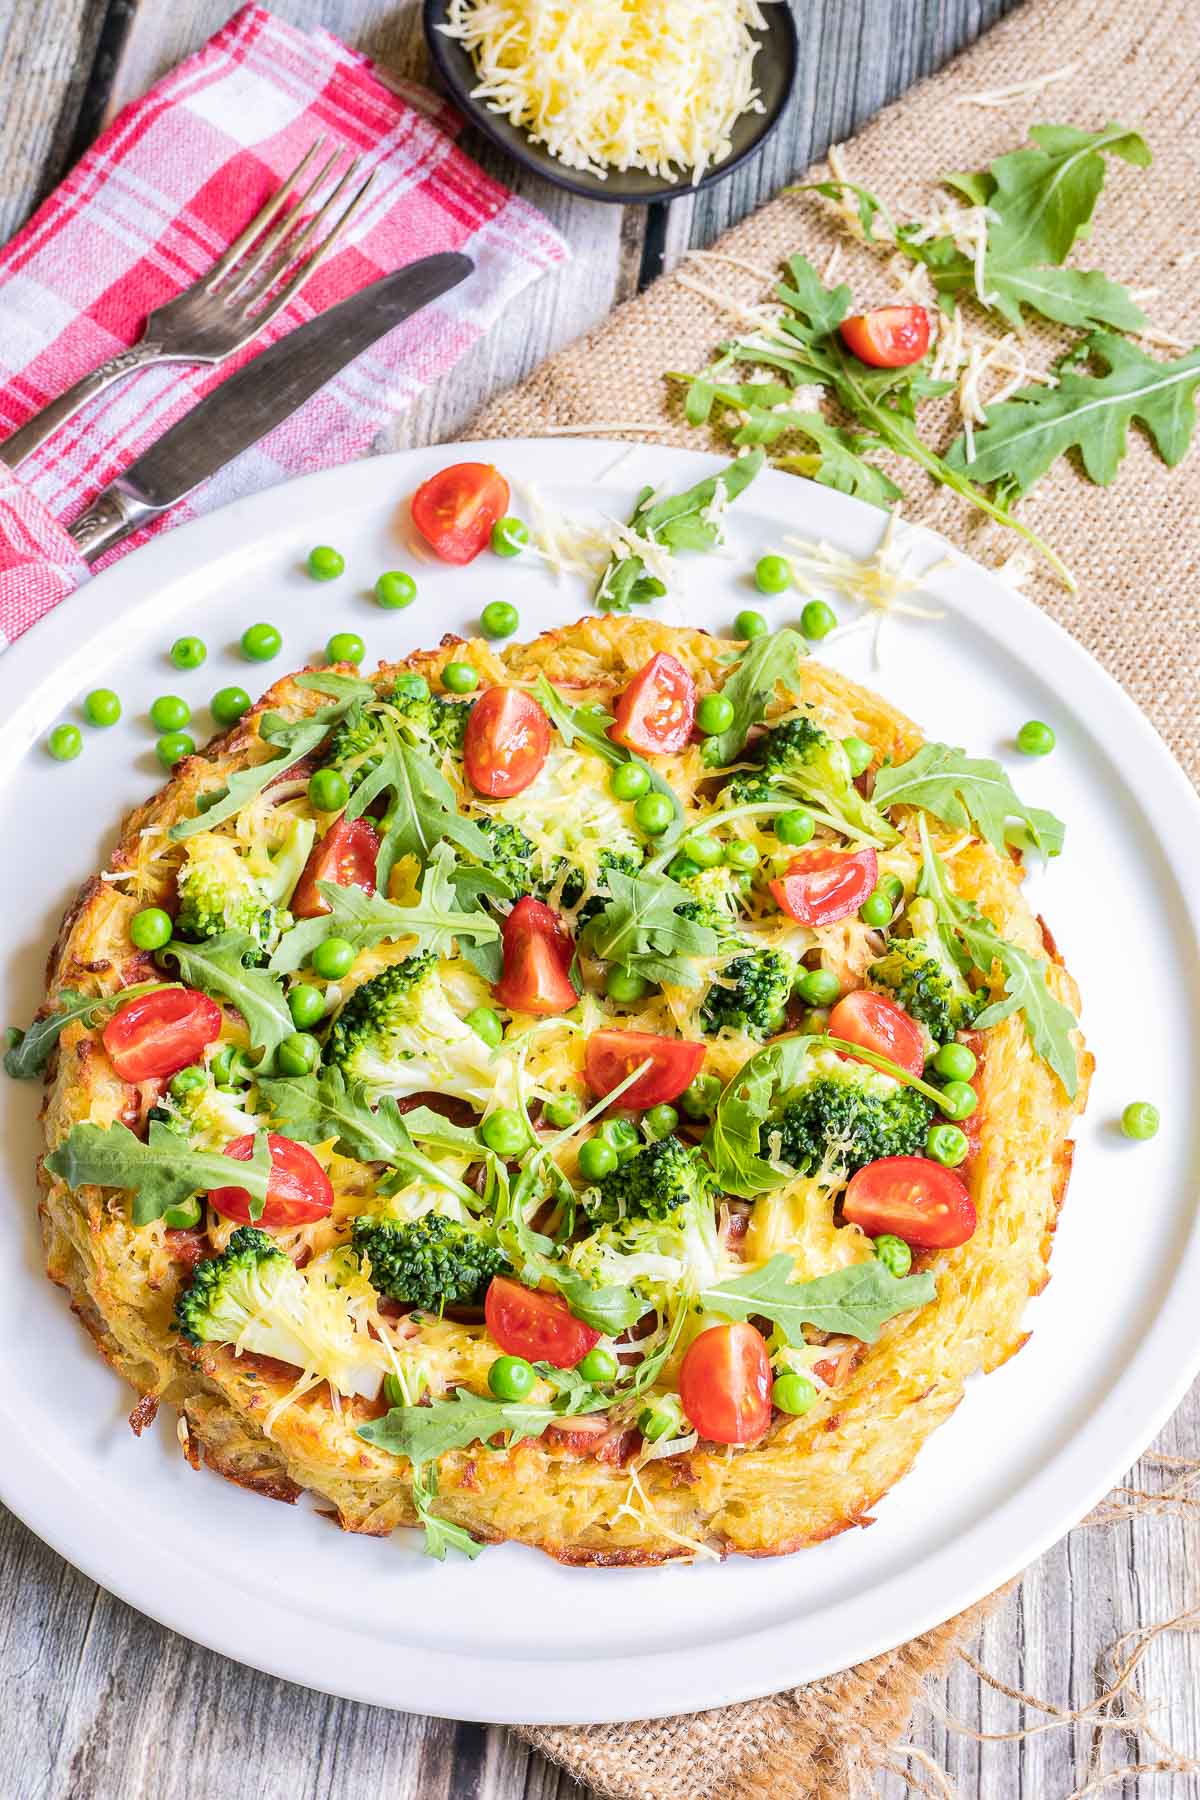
<box><xmin>68</xmin><ymin>485</ymin><xmax>162</xmax><ymax>564</ymax></box>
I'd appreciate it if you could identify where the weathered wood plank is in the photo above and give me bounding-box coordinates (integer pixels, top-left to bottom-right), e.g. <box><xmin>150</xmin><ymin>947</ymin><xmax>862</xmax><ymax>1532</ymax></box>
<box><xmin>0</xmin><ymin>0</ymin><xmax>103</xmax><ymax>243</ymax></box>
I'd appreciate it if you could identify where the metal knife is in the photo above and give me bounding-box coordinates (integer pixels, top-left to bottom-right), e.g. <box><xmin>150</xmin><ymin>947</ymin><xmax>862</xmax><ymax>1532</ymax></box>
<box><xmin>68</xmin><ymin>252</ymin><xmax>473</xmax><ymax>563</ymax></box>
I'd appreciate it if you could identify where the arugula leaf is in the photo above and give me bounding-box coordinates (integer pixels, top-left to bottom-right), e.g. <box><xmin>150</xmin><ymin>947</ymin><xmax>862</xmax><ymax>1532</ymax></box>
<box><xmin>358</xmin><ymin>1380</ymin><xmax>606</xmax><ymax>1463</ymax></box>
<box><xmin>702</xmin><ymin>1035</ymin><xmax>817</xmax><ymax>1198</ymax></box>
<box><xmin>872</xmin><ymin>742</ymin><xmax>1065</xmax><ymax>856</ymax></box>
<box><xmin>293</xmin><ymin>671</ymin><xmax>377</xmax><ymax>702</ymax></box>
<box><xmin>5</xmin><ymin>982</ymin><xmax>167</xmax><ymax>1080</ymax></box>
<box><xmin>977</xmin><ymin>123</ymin><xmax>1150</xmax><ymax>271</ymax></box>
<box><xmin>581</xmin><ymin>868</ymin><xmax>720</xmax><ymax>988</ymax></box>
<box><xmin>493</xmin><ymin>1157</ymin><xmax>649</xmax><ymax>1333</ymax></box>
<box><xmin>170</xmin><ymin>698</ymin><xmax>356</xmax><ymax>841</ymax></box>
<box><xmin>946</xmin><ymin>333</ymin><xmax>1200</xmax><ymax>498</ymax></box>
<box><xmin>45</xmin><ymin>1120</ymin><xmax>271</xmax><ymax>1227</ymax></box>
<box><xmin>698</xmin><ymin>627</ymin><xmax>808</xmax><ymax>768</ymax></box>
<box><xmin>917</xmin><ymin>819</ymin><xmax>1079</xmax><ymax>1098</ymax></box>
<box><xmin>680</xmin><ymin>378</ymin><xmax>902</xmax><ymax>507</ymax></box>
<box><xmin>344</xmin><ymin>719</ymin><xmax>490</xmax><ymax>890</ymax></box>
<box><xmin>530</xmin><ymin>674</ymin><xmax>682</xmax><ymax>824</ymax></box>
<box><xmin>915</xmin><ymin>250</ymin><xmax>1146</xmax><ymax>336</ymax></box>
<box><xmin>794</xmin><ymin>178</ymin><xmax>894</xmax><ymax>243</ymax></box>
<box><xmin>700</xmin><ymin>1253</ymin><xmax>936</xmax><ymax>1345</ymax></box>
<box><xmin>269</xmin><ymin>846</ymin><xmax>500</xmax><ymax>975</ymax></box>
<box><xmin>594</xmin><ymin>450</ymin><xmax>764</xmax><ymax>613</ymax></box>
<box><xmin>160</xmin><ymin>934</ymin><xmax>292</xmax><ymax>1069</ymax></box>
<box><xmin>409</xmin><ymin>1461</ymin><xmax>483</xmax><ymax>1561</ymax></box>
<box><xmin>257</xmin><ymin>1066</ymin><xmax>479</xmax><ymax>1200</ymax></box>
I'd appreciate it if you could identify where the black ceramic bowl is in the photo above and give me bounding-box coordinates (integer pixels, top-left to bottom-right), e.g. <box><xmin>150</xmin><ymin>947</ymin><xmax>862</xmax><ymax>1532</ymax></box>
<box><xmin>422</xmin><ymin>0</ymin><xmax>798</xmax><ymax>205</ymax></box>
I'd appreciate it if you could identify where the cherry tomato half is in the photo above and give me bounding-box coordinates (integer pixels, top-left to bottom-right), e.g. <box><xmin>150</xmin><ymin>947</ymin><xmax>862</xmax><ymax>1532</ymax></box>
<box><xmin>463</xmin><ymin>686</ymin><xmax>551</xmax><ymax>799</ymax></box>
<box><xmin>678</xmin><ymin>1322</ymin><xmax>772</xmax><ymax>1446</ymax></box>
<box><xmin>843</xmin><ymin>1155</ymin><xmax>977</xmax><ymax>1249</ymax></box>
<box><xmin>839</xmin><ymin>305</ymin><xmax>931</xmax><ymax>369</ymax></box>
<box><xmin>584</xmin><ymin>1029</ymin><xmax>706</xmax><ymax>1110</ymax></box>
<box><xmin>494</xmin><ymin>897</ymin><xmax>577</xmax><ymax>1016</ymax></box>
<box><xmin>608</xmin><ymin>653</ymin><xmax>697</xmax><ymax>756</ymax></box>
<box><xmin>484</xmin><ymin>1274</ymin><xmax>600</xmax><ymax>1368</ymax></box>
<box><xmin>103</xmin><ymin>987</ymin><xmax>222</xmax><ymax>1083</ymax></box>
<box><xmin>769</xmin><ymin>847</ymin><xmax>878</xmax><ymax>926</ymax></box>
<box><xmin>208</xmin><ymin>1131</ymin><xmax>334</xmax><ymax>1228</ymax></box>
<box><xmin>411</xmin><ymin>462</ymin><xmax>509</xmax><ymax>564</ymax></box>
<box><xmin>291</xmin><ymin>816</ymin><xmax>380</xmax><ymax>921</ymax></box>
<box><xmin>828</xmin><ymin>988</ymin><xmax>925</xmax><ymax>1078</ymax></box>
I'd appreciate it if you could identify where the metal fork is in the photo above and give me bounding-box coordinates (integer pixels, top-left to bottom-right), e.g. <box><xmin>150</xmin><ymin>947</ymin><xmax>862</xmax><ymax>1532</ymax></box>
<box><xmin>0</xmin><ymin>138</ymin><xmax>375</xmax><ymax>471</ymax></box>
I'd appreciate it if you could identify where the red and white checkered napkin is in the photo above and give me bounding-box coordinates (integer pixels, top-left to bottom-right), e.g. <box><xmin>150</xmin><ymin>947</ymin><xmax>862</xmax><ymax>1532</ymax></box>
<box><xmin>0</xmin><ymin>3</ymin><xmax>568</xmax><ymax>646</ymax></box>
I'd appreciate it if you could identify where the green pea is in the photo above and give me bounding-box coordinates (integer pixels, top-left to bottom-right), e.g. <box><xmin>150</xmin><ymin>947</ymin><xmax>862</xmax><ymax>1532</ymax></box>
<box><xmin>874</xmin><ymin>1234</ymin><xmax>913</xmax><ymax>1277</ymax></box>
<box><xmin>606</xmin><ymin>967</ymin><xmax>650</xmax><ymax>1004</ymax></box>
<box><xmin>667</xmin><ymin>855</ymin><xmax>700</xmax><ymax>881</ymax></box>
<box><xmin>644</xmin><ymin>1103</ymin><xmax>679</xmax><ymax>1141</ymax></box>
<box><xmin>610</xmin><ymin>761</ymin><xmax>650</xmax><ymax>801</ymax></box>
<box><xmin>442</xmin><ymin>661</ymin><xmax>479</xmax><ymax>694</ymax></box>
<box><xmin>150</xmin><ymin>694</ymin><xmax>190</xmax><ymax>732</ymax></box>
<box><xmin>326</xmin><ymin>631</ymin><xmax>364</xmax><ymax>666</ymax></box>
<box><xmin>374</xmin><ymin>570</ymin><xmax>417</xmax><ymax>609</ymax></box>
<box><xmin>797</xmin><ymin>968</ymin><xmax>840</xmax><ymax>1007</ymax></box>
<box><xmin>634</xmin><ymin>791</ymin><xmax>674</xmax><ymax>835</ymax></box>
<box><xmin>933</xmin><ymin>1041</ymin><xmax>977</xmax><ymax>1082</ymax></box>
<box><xmin>859</xmin><ymin>889</ymin><xmax>892</xmax><ymax>928</ymax></box>
<box><xmin>734</xmin><ymin>608</ymin><xmax>768</xmax><ymax>641</ymax></box>
<box><xmin>577</xmin><ymin>1347</ymin><xmax>619</xmax><ymax>1384</ymax></box>
<box><xmin>466</xmin><ymin>1006</ymin><xmax>504</xmax><ymax>1047</ymax></box>
<box><xmin>1121</xmin><ymin>1101</ymin><xmax>1160</xmax><ymax>1141</ymax></box>
<box><xmin>383</xmin><ymin>1373</ymin><xmax>406</xmax><ymax>1408</ymax></box>
<box><xmin>771</xmin><ymin>1371</ymin><xmax>816</xmax><ymax>1415</ymax></box>
<box><xmin>277</xmin><ymin>1032</ymin><xmax>320</xmax><ymax>1077</ymax></box>
<box><xmin>488</xmin><ymin>1354</ymin><xmax>536</xmax><ymax>1400</ymax></box>
<box><xmin>130</xmin><ymin>907</ymin><xmax>173</xmax><ymax>951</ymax></box>
<box><xmin>938</xmin><ymin>1080</ymin><xmax>978</xmax><ymax>1121</ymax></box>
<box><xmin>926</xmin><ymin>1123</ymin><xmax>969</xmax><ymax>1167</ymax></box>
<box><xmin>162</xmin><ymin>1195</ymin><xmax>203</xmax><ymax>1230</ymax></box>
<box><xmin>723</xmin><ymin>838</ymin><xmax>759</xmax><ymax>872</ymax></box>
<box><xmin>776</xmin><ymin>808</ymin><xmax>814</xmax><ymax>846</ymax></box>
<box><xmin>599</xmin><ymin>1118</ymin><xmax>640</xmax><ymax>1159</ymax></box>
<box><xmin>84</xmin><ymin>688</ymin><xmax>121</xmax><ymax>728</ymax></box>
<box><xmin>480</xmin><ymin>1107</ymin><xmax>529</xmax><ymax>1157</ymax></box>
<box><xmin>308</xmin><ymin>767</ymin><xmax>349</xmax><ymax>813</ymax></box>
<box><xmin>699</xmin><ymin>736</ymin><xmax>726</xmax><ymax>769</ymax></box>
<box><xmin>170</xmin><ymin>635</ymin><xmax>207</xmax><ymax>671</ymax></box>
<box><xmin>312</xmin><ymin>936</ymin><xmax>356</xmax><ymax>981</ymax></box>
<box><xmin>681</xmin><ymin>834</ymin><xmax>723</xmax><ymax>869</ymax></box>
<box><xmin>578</xmin><ymin>1137</ymin><xmax>618</xmax><ymax>1181</ymax></box>
<box><xmin>211</xmin><ymin>686</ymin><xmax>251</xmax><ymax>726</ymax></box>
<box><xmin>754</xmin><ymin>553</ymin><xmax>791</xmax><ymax>595</ymax></box>
<box><xmin>212</xmin><ymin>1045</ymin><xmax>251</xmax><ymax>1089</ymax></box>
<box><xmin>680</xmin><ymin>1073</ymin><xmax>721</xmax><ymax>1121</ymax></box>
<box><xmin>1016</xmin><ymin>719</ymin><xmax>1056</xmax><ymax>757</ymax></box>
<box><xmin>480</xmin><ymin>601</ymin><xmax>519</xmax><ymax>640</ymax></box>
<box><xmin>491</xmin><ymin>517</ymin><xmax>530</xmax><ymax>557</ymax></box>
<box><xmin>878</xmin><ymin>873</ymin><xmax>904</xmax><ymax>906</ymax></box>
<box><xmin>843</xmin><ymin>735</ymin><xmax>873</xmax><ymax>777</ymax></box>
<box><xmin>288</xmin><ymin>984</ymin><xmax>325</xmax><ymax>1029</ymax></box>
<box><xmin>156</xmin><ymin>731</ymin><xmax>195</xmax><ymax>769</ymax></box>
<box><xmin>240</xmin><ymin>622</ymin><xmax>282</xmax><ymax>662</ymax></box>
<box><xmin>543</xmin><ymin>1094</ymin><xmax>582</xmax><ymax>1130</ymax></box>
<box><xmin>695</xmin><ymin>692</ymin><xmax>735</xmax><ymax>736</ymax></box>
<box><xmin>800</xmin><ymin>600</ymin><xmax>837</xmax><ymax>641</ymax></box>
<box><xmin>169</xmin><ymin>1065</ymin><xmax>206</xmax><ymax>1099</ymax></box>
<box><xmin>307</xmin><ymin>545</ymin><xmax>345</xmax><ymax>581</ymax></box>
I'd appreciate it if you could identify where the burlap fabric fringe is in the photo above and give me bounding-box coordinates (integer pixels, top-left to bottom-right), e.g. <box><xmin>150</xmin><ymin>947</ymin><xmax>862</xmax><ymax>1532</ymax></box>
<box><xmin>471</xmin><ymin>0</ymin><xmax>1200</xmax><ymax>1792</ymax></box>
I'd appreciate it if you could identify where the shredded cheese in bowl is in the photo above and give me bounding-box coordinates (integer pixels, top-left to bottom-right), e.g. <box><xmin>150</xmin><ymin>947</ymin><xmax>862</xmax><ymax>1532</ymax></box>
<box><xmin>438</xmin><ymin>0</ymin><xmax>775</xmax><ymax>184</ymax></box>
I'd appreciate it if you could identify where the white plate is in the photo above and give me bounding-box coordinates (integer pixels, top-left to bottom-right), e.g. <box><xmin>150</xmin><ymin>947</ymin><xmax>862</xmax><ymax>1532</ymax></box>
<box><xmin>1</xmin><ymin>441</ymin><xmax>1197</xmax><ymax>1727</ymax></box>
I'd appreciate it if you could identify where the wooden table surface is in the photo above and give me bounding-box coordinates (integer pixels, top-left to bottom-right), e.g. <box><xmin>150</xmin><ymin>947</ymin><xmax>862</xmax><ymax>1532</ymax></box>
<box><xmin>3</xmin><ymin>3</ymin><xmax>1199</xmax><ymax>1797</ymax></box>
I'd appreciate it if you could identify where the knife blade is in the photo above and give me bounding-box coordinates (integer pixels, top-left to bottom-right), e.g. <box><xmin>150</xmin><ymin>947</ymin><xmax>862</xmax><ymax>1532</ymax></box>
<box><xmin>68</xmin><ymin>252</ymin><xmax>472</xmax><ymax>563</ymax></box>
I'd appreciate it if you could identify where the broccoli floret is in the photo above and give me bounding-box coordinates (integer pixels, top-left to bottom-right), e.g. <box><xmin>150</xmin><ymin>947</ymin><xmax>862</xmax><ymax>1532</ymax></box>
<box><xmin>584</xmin><ymin>1135</ymin><xmax>713</xmax><ymax>1225</ymax></box>
<box><xmin>175</xmin><ymin>1226</ymin><xmax>297</xmax><ymax>1345</ymax></box>
<box><xmin>249</xmin><ymin>815</ymin><xmax>316</xmax><ymax>909</ymax></box>
<box><xmin>324</xmin><ymin>684</ymin><xmax>473</xmax><ymax>790</ymax></box>
<box><xmin>428</xmin><ymin>694</ymin><xmax>473</xmax><ymax>755</ymax></box>
<box><xmin>570</xmin><ymin>1179</ymin><xmax>724</xmax><ymax>1310</ymax></box>
<box><xmin>174</xmin><ymin>831</ymin><xmax>281</xmax><ymax>951</ymax></box>
<box><xmin>157</xmin><ymin>1066</ymin><xmax>263</xmax><ymax>1152</ymax></box>
<box><xmin>773</xmin><ymin>1067</ymin><xmax>933</xmax><ymax>1177</ymax></box>
<box><xmin>326</xmin><ymin>950</ymin><xmax>500</xmax><ymax>1106</ymax></box>
<box><xmin>351</xmin><ymin>1213</ymin><xmax>505</xmax><ymax>1311</ymax></box>
<box><xmin>477</xmin><ymin>816</ymin><xmax>539</xmax><ymax>895</ymax></box>
<box><xmin>700</xmin><ymin>945</ymin><xmax>795</xmax><ymax>1038</ymax></box>
<box><xmin>869</xmin><ymin>898</ymin><xmax>981</xmax><ymax>1045</ymax></box>
<box><xmin>726</xmin><ymin>715</ymin><xmax>898</xmax><ymax>846</ymax></box>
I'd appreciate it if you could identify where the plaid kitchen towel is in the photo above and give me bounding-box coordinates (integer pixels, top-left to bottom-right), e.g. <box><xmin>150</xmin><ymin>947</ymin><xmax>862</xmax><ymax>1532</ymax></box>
<box><xmin>0</xmin><ymin>3</ymin><xmax>567</xmax><ymax>645</ymax></box>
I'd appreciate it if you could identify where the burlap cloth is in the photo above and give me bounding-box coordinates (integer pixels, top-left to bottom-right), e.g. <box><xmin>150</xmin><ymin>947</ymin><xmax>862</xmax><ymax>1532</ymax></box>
<box><xmin>470</xmin><ymin>0</ymin><xmax>1200</xmax><ymax>1792</ymax></box>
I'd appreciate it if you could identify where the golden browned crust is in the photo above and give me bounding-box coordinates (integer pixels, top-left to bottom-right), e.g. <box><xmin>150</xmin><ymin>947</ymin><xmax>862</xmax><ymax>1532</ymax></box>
<box><xmin>34</xmin><ymin>617</ymin><xmax>1091</xmax><ymax>1563</ymax></box>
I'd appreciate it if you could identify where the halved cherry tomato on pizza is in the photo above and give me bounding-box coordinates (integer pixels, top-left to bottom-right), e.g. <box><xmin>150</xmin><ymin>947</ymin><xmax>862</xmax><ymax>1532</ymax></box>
<box><xmin>843</xmin><ymin>1155</ymin><xmax>976</xmax><ymax>1249</ymax></box>
<box><xmin>769</xmin><ymin>846</ymin><xmax>878</xmax><ymax>926</ymax></box>
<box><xmin>584</xmin><ymin>1029</ymin><xmax>706</xmax><ymax>1110</ymax></box>
<box><xmin>484</xmin><ymin>1274</ymin><xmax>600</xmax><ymax>1368</ymax></box>
<box><xmin>828</xmin><ymin>988</ymin><xmax>925</xmax><ymax>1078</ymax></box>
<box><xmin>678</xmin><ymin>1322</ymin><xmax>772</xmax><ymax>1446</ymax></box>
<box><xmin>494</xmin><ymin>897</ymin><xmax>577</xmax><ymax>1015</ymax></box>
<box><xmin>410</xmin><ymin>462</ymin><xmax>509</xmax><ymax>564</ymax></box>
<box><xmin>208</xmin><ymin>1131</ymin><xmax>334</xmax><ymax>1228</ymax></box>
<box><xmin>839</xmin><ymin>305</ymin><xmax>931</xmax><ymax>369</ymax></box>
<box><xmin>463</xmin><ymin>686</ymin><xmax>550</xmax><ymax>798</ymax></box>
<box><xmin>608</xmin><ymin>653</ymin><xmax>696</xmax><ymax>756</ymax></box>
<box><xmin>291</xmin><ymin>816</ymin><xmax>380</xmax><ymax>920</ymax></box>
<box><xmin>102</xmin><ymin>987</ymin><xmax>222</xmax><ymax>1083</ymax></box>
